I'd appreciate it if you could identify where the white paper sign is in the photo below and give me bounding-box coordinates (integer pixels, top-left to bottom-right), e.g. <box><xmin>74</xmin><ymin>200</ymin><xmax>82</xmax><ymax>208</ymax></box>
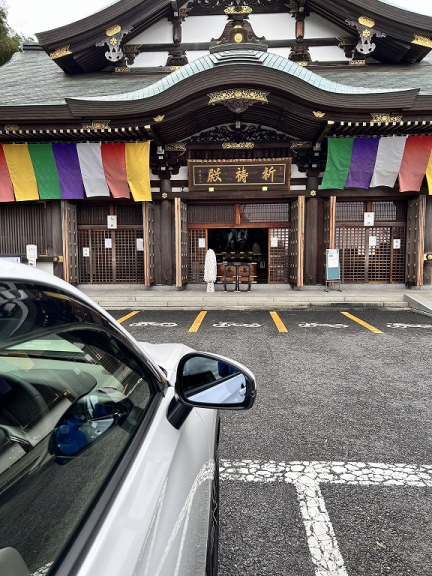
<box><xmin>198</xmin><ymin>238</ymin><xmax>206</xmax><ymax>248</ymax></box>
<box><xmin>26</xmin><ymin>244</ymin><xmax>38</xmax><ymax>259</ymax></box>
<box><xmin>369</xmin><ymin>235</ymin><xmax>377</xmax><ymax>247</ymax></box>
<box><xmin>364</xmin><ymin>212</ymin><xmax>374</xmax><ymax>226</ymax></box>
<box><xmin>83</xmin><ymin>247</ymin><xmax>90</xmax><ymax>257</ymax></box>
<box><xmin>393</xmin><ymin>239</ymin><xmax>401</xmax><ymax>249</ymax></box>
<box><xmin>107</xmin><ymin>215</ymin><xmax>117</xmax><ymax>229</ymax></box>
<box><xmin>136</xmin><ymin>238</ymin><xmax>144</xmax><ymax>251</ymax></box>
<box><xmin>105</xmin><ymin>238</ymin><xmax>112</xmax><ymax>249</ymax></box>
<box><xmin>270</xmin><ymin>237</ymin><xmax>279</xmax><ymax>248</ymax></box>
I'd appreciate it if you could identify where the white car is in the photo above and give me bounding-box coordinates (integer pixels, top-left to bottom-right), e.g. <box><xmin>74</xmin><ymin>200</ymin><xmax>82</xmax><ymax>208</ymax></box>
<box><xmin>0</xmin><ymin>262</ymin><xmax>256</xmax><ymax>576</ymax></box>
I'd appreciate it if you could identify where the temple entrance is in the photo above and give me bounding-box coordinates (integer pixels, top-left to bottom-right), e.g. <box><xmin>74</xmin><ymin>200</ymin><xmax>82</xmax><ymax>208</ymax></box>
<box><xmin>335</xmin><ymin>201</ymin><xmax>407</xmax><ymax>283</ymax></box>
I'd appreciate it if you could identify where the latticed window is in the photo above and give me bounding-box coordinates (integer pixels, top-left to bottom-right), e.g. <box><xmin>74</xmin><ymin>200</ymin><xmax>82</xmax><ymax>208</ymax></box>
<box><xmin>77</xmin><ymin>205</ymin><xmax>110</xmax><ymax>225</ymax></box>
<box><xmin>187</xmin><ymin>204</ymin><xmax>234</xmax><ymax>224</ymax></box>
<box><xmin>0</xmin><ymin>203</ymin><xmax>48</xmax><ymax>255</ymax></box>
<box><xmin>241</xmin><ymin>203</ymin><xmax>290</xmax><ymax>223</ymax></box>
<box><xmin>335</xmin><ymin>202</ymin><xmax>364</xmax><ymax>222</ymax></box>
<box><xmin>371</xmin><ymin>202</ymin><xmax>406</xmax><ymax>222</ymax></box>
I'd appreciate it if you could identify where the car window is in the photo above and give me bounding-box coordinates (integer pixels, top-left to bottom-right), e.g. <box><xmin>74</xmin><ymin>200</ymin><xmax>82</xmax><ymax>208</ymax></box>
<box><xmin>0</xmin><ymin>283</ymin><xmax>160</xmax><ymax>575</ymax></box>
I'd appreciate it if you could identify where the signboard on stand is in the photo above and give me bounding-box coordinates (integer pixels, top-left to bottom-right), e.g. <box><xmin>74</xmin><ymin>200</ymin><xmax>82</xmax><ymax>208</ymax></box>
<box><xmin>325</xmin><ymin>248</ymin><xmax>342</xmax><ymax>292</ymax></box>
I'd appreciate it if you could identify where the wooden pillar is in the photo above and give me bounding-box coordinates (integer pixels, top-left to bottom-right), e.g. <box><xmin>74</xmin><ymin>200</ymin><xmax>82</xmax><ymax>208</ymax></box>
<box><xmin>154</xmin><ymin>178</ymin><xmax>175</xmax><ymax>285</ymax></box>
<box><xmin>304</xmin><ymin>171</ymin><xmax>323</xmax><ymax>285</ymax></box>
<box><xmin>423</xmin><ymin>195</ymin><xmax>432</xmax><ymax>285</ymax></box>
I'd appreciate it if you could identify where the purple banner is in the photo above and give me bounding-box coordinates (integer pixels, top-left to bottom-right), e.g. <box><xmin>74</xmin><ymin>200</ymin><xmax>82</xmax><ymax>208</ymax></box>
<box><xmin>52</xmin><ymin>143</ymin><xmax>84</xmax><ymax>199</ymax></box>
<box><xmin>345</xmin><ymin>138</ymin><xmax>380</xmax><ymax>189</ymax></box>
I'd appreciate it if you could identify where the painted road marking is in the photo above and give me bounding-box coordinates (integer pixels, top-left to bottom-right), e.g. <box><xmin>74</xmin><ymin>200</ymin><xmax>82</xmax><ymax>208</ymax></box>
<box><xmin>117</xmin><ymin>311</ymin><xmax>139</xmax><ymax>324</ymax></box>
<box><xmin>270</xmin><ymin>311</ymin><xmax>288</xmax><ymax>332</ymax></box>
<box><xmin>130</xmin><ymin>321</ymin><xmax>177</xmax><ymax>327</ymax></box>
<box><xmin>213</xmin><ymin>322</ymin><xmax>261</xmax><ymax>328</ymax></box>
<box><xmin>299</xmin><ymin>322</ymin><xmax>348</xmax><ymax>329</ymax></box>
<box><xmin>387</xmin><ymin>322</ymin><xmax>432</xmax><ymax>329</ymax></box>
<box><xmin>221</xmin><ymin>459</ymin><xmax>432</xmax><ymax>576</ymax></box>
<box><xmin>188</xmin><ymin>311</ymin><xmax>207</xmax><ymax>333</ymax></box>
<box><xmin>341</xmin><ymin>312</ymin><xmax>383</xmax><ymax>333</ymax></box>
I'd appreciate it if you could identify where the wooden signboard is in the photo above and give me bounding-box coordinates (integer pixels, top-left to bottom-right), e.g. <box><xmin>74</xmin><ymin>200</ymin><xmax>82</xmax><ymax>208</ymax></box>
<box><xmin>188</xmin><ymin>158</ymin><xmax>291</xmax><ymax>191</ymax></box>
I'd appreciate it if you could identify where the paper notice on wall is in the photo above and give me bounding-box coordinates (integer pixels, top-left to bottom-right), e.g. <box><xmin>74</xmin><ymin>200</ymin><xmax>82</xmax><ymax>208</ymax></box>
<box><xmin>198</xmin><ymin>238</ymin><xmax>206</xmax><ymax>248</ymax></box>
<box><xmin>136</xmin><ymin>238</ymin><xmax>144</xmax><ymax>251</ymax></box>
<box><xmin>393</xmin><ymin>239</ymin><xmax>401</xmax><ymax>249</ymax></box>
<box><xmin>369</xmin><ymin>235</ymin><xmax>377</xmax><ymax>247</ymax></box>
<box><xmin>105</xmin><ymin>238</ymin><xmax>112</xmax><ymax>249</ymax></box>
<box><xmin>270</xmin><ymin>237</ymin><xmax>278</xmax><ymax>248</ymax></box>
<box><xmin>83</xmin><ymin>248</ymin><xmax>90</xmax><ymax>257</ymax></box>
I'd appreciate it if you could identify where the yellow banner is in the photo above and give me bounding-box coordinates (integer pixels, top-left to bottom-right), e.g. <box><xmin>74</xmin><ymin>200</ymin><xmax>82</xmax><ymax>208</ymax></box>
<box><xmin>3</xmin><ymin>144</ymin><xmax>39</xmax><ymax>201</ymax></box>
<box><xmin>426</xmin><ymin>149</ymin><xmax>432</xmax><ymax>195</ymax></box>
<box><xmin>125</xmin><ymin>142</ymin><xmax>152</xmax><ymax>201</ymax></box>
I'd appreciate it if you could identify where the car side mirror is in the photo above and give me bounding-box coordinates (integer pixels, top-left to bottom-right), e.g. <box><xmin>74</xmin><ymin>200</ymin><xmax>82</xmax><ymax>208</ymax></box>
<box><xmin>48</xmin><ymin>389</ymin><xmax>133</xmax><ymax>463</ymax></box>
<box><xmin>175</xmin><ymin>352</ymin><xmax>256</xmax><ymax>410</ymax></box>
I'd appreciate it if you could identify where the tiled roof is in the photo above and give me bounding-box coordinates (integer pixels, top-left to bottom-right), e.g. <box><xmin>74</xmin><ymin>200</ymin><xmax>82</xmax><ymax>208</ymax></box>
<box><xmin>0</xmin><ymin>50</ymin><xmax>167</xmax><ymax>106</ymax></box>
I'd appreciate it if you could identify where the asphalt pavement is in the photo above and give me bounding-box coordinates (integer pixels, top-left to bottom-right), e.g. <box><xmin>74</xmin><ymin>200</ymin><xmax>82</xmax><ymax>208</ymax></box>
<box><xmin>113</xmin><ymin>307</ymin><xmax>432</xmax><ymax>576</ymax></box>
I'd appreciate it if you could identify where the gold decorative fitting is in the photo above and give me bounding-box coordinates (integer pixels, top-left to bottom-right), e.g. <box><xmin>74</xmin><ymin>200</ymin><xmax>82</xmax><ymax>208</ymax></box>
<box><xmin>412</xmin><ymin>34</ymin><xmax>432</xmax><ymax>48</ymax></box>
<box><xmin>50</xmin><ymin>45</ymin><xmax>72</xmax><ymax>59</ymax></box>
<box><xmin>296</xmin><ymin>61</ymin><xmax>308</xmax><ymax>67</ymax></box>
<box><xmin>290</xmin><ymin>141</ymin><xmax>312</xmax><ymax>149</ymax></box>
<box><xmin>110</xmin><ymin>37</ymin><xmax>118</xmax><ymax>46</ymax></box>
<box><xmin>313</xmin><ymin>111</ymin><xmax>325</xmax><ymax>118</ymax></box>
<box><xmin>224</xmin><ymin>6</ymin><xmax>253</xmax><ymax>15</ymax></box>
<box><xmin>310</xmin><ymin>190</ymin><xmax>317</xmax><ymax>197</ymax></box>
<box><xmin>153</xmin><ymin>115</ymin><xmax>165</xmax><ymax>123</ymax></box>
<box><xmin>349</xmin><ymin>59</ymin><xmax>365</xmax><ymax>66</ymax></box>
<box><xmin>166</xmin><ymin>142</ymin><xmax>187</xmax><ymax>152</ymax></box>
<box><xmin>81</xmin><ymin>120</ymin><xmax>111</xmax><ymax>130</ymax></box>
<box><xmin>115</xmin><ymin>66</ymin><xmax>131</xmax><ymax>72</ymax></box>
<box><xmin>362</xmin><ymin>29</ymin><xmax>371</xmax><ymax>38</ymax></box>
<box><xmin>162</xmin><ymin>192</ymin><xmax>168</xmax><ymax>199</ymax></box>
<box><xmin>337</xmin><ymin>37</ymin><xmax>356</xmax><ymax>46</ymax></box>
<box><xmin>358</xmin><ymin>16</ymin><xmax>375</xmax><ymax>28</ymax></box>
<box><xmin>170</xmin><ymin>66</ymin><xmax>181</xmax><ymax>71</ymax></box>
<box><xmin>4</xmin><ymin>124</ymin><xmax>19</xmax><ymax>131</ymax></box>
<box><xmin>123</xmin><ymin>44</ymin><xmax>142</xmax><ymax>54</ymax></box>
<box><xmin>179</xmin><ymin>8</ymin><xmax>191</xmax><ymax>18</ymax></box>
<box><xmin>106</xmin><ymin>24</ymin><xmax>122</xmax><ymax>37</ymax></box>
<box><xmin>222</xmin><ymin>142</ymin><xmax>255</xmax><ymax>149</ymax></box>
<box><xmin>208</xmin><ymin>89</ymin><xmax>269</xmax><ymax>105</ymax></box>
<box><xmin>234</xmin><ymin>33</ymin><xmax>243</xmax><ymax>43</ymax></box>
<box><xmin>371</xmin><ymin>113</ymin><xmax>403</xmax><ymax>123</ymax></box>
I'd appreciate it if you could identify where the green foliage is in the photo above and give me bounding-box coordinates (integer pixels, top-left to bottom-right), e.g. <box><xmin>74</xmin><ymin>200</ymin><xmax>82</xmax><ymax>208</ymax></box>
<box><xmin>0</xmin><ymin>6</ymin><xmax>20</xmax><ymax>66</ymax></box>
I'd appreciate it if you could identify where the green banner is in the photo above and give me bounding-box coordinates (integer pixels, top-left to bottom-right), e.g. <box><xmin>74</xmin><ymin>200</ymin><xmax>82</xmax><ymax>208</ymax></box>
<box><xmin>321</xmin><ymin>138</ymin><xmax>354</xmax><ymax>189</ymax></box>
<box><xmin>28</xmin><ymin>143</ymin><xmax>62</xmax><ymax>199</ymax></box>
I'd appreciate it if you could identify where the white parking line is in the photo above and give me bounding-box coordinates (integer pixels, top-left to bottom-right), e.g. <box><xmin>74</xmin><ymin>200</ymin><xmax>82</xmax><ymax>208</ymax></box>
<box><xmin>221</xmin><ymin>459</ymin><xmax>432</xmax><ymax>575</ymax></box>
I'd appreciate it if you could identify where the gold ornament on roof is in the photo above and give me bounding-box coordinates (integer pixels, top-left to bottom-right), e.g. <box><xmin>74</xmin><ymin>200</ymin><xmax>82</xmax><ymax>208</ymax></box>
<box><xmin>115</xmin><ymin>66</ymin><xmax>131</xmax><ymax>72</ymax></box>
<box><xmin>208</xmin><ymin>89</ymin><xmax>268</xmax><ymax>105</ymax></box>
<box><xmin>412</xmin><ymin>34</ymin><xmax>432</xmax><ymax>48</ymax></box>
<box><xmin>290</xmin><ymin>141</ymin><xmax>312</xmax><ymax>149</ymax></box>
<box><xmin>371</xmin><ymin>113</ymin><xmax>403</xmax><ymax>123</ymax></box>
<box><xmin>234</xmin><ymin>33</ymin><xmax>243</xmax><ymax>43</ymax></box>
<box><xmin>222</xmin><ymin>142</ymin><xmax>255</xmax><ymax>149</ymax></box>
<box><xmin>166</xmin><ymin>143</ymin><xmax>187</xmax><ymax>152</ymax></box>
<box><xmin>224</xmin><ymin>6</ymin><xmax>253</xmax><ymax>15</ymax></box>
<box><xmin>106</xmin><ymin>24</ymin><xmax>122</xmax><ymax>37</ymax></box>
<box><xmin>110</xmin><ymin>37</ymin><xmax>118</xmax><ymax>46</ymax></box>
<box><xmin>358</xmin><ymin>16</ymin><xmax>375</xmax><ymax>28</ymax></box>
<box><xmin>349</xmin><ymin>59</ymin><xmax>365</xmax><ymax>66</ymax></box>
<box><xmin>313</xmin><ymin>111</ymin><xmax>325</xmax><ymax>118</ymax></box>
<box><xmin>296</xmin><ymin>61</ymin><xmax>308</xmax><ymax>67</ymax></box>
<box><xmin>153</xmin><ymin>115</ymin><xmax>165</xmax><ymax>123</ymax></box>
<box><xmin>50</xmin><ymin>45</ymin><xmax>72</xmax><ymax>59</ymax></box>
<box><xmin>4</xmin><ymin>124</ymin><xmax>19</xmax><ymax>131</ymax></box>
<box><xmin>81</xmin><ymin>120</ymin><xmax>111</xmax><ymax>130</ymax></box>
<box><xmin>170</xmin><ymin>66</ymin><xmax>181</xmax><ymax>71</ymax></box>
<box><xmin>310</xmin><ymin>190</ymin><xmax>317</xmax><ymax>196</ymax></box>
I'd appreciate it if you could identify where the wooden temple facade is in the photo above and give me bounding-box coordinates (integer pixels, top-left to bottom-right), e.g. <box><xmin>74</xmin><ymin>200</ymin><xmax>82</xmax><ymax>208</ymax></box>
<box><xmin>1</xmin><ymin>0</ymin><xmax>432</xmax><ymax>288</ymax></box>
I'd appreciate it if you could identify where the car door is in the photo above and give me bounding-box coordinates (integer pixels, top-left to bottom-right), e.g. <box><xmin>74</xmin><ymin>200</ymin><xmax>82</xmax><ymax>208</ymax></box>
<box><xmin>0</xmin><ymin>282</ymin><xmax>214</xmax><ymax>576</ymax></box>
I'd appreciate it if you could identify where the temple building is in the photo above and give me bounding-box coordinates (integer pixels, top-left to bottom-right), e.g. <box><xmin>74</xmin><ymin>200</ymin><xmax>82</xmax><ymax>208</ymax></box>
<box><xmin>1</xmin><ymin>0</ymin><xmax>432</xmax><ymax>288</ymax></box>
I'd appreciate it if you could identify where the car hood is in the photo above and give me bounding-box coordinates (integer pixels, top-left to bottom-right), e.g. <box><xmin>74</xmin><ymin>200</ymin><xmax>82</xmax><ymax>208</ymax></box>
<box><xmin>138</xmin><ymin>342</ymin><xmax>195</xmax><ymax>386</ymax></box>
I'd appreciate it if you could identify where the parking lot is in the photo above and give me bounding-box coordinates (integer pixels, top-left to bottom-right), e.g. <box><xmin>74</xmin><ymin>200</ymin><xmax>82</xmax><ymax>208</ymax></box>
<box><xmin>113</xmin><ymin>308</ymin><xmax>432</xmax><ymax>575</ymax></box>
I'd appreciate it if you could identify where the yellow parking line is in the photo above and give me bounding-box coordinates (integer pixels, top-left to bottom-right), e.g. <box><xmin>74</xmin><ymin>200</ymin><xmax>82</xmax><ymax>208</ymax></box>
<box><xmin>341</xmin><ymin>311</ymin><xmax>383</xmax><ymax>333</ymax></box>
<box><xmin>117</xmin><ymin>311</ymin><xmax>139</xmax><ymax>324</ymax></box>
<box><xmin>270</xmin><ymin>311</ymin><xmax>288</xmax><ymax>333</ymax></box>
<box><xmin>189</xmin><ymin>311</ymin><xmax>207</xmax><ymax>333</ymax></box>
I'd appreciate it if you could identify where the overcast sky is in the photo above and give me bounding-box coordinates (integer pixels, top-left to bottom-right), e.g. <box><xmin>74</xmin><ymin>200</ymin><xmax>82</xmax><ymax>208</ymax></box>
<box><xmin>4</xmin><ymin>0</ymin><xmax>432</xmax><ymax>38</ymax></box>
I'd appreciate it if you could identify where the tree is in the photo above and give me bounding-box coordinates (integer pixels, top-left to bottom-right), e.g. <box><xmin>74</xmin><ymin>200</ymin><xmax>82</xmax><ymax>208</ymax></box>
<box><xmin>0</xmin><ymin>3</ymin><xmax>20</xmax><ymax>66</ymax></box>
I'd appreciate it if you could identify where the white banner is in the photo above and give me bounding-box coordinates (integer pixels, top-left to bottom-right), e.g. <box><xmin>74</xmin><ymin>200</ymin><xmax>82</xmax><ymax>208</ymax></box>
<box><xmin>77</xmin><ymin>143</ymin><xmax>110</xmax><ymax>197</ymax></box>
<box><xmin>370</xmin><ymin>136</ymin><xmax>407</xmax><ymax>188</ymax></box>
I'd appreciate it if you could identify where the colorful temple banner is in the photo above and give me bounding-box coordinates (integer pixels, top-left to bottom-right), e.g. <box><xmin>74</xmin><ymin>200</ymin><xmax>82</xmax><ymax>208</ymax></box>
<box><xmin>0</xmin><ymin>145</ymin><xmax>14</xmax><ymax>202</ymax></box>
<box><xmin>322</xmin><ymin>135</ymin><xmax>432</xmax><ymax>193</ymax></box>
<box><xmin>101</xmin><ymin>143</ymin><xmax>130</xmax><ymax>199</ymax></box>
<box><xmin>126</xmin><ymin>142</ymin><xmax>152</xmax><ymax>202</ymax></box>
<box><xmin>0</xmin><ymin>141</ymin><xmax>152</xmax><ymax>202</ymax></box>
<box><xmin>28</xmin><ymin>144</ymin><xmax>62</xmax><ymax>200</ymax></box>
<box><xmin>77</xmin><ymin>143</ymin><xmax>110</xmax><ymax>198</ymax></box>
<box><xmin>320</xmin><ymin>138</ymin><xmax>353</xmax><ymax>189</ymax></box>
<box><xmin>3</xmin><ymin>144</ymin><xmax>39</xmax><ymax>201</ymax></box>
